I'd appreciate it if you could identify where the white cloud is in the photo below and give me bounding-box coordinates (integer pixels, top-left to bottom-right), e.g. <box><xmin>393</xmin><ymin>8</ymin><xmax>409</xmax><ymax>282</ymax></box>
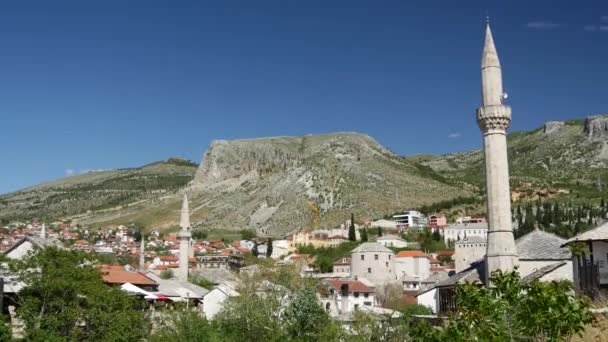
<box><xmin>525</xmin><ymin>21</ymin><xmax>560</xmax><ymax>29</ymax></box>
<box><xmin>447</xmin><ymin>133</ymin><xmax>462</xmax><ymax>139</ymax></box>
<box><xmin>65</xmin><ymin>169</ymin><xmax>75</xmax><ymax>177</ymax></box>
<box><xmin>585</xmin><ymin>25</ymin><xmax>597</xmax><ymax>32</ymax></box>
<box><xmin>601</xmin><ymin>16</ymin><xmax>608</xmax><ymax>23</ymax></box>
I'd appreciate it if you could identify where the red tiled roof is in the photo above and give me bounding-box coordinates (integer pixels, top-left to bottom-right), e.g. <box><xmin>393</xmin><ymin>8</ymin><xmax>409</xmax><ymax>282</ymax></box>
<box><xmin>159</xmin><ymin>255</ymin><xmax>178</xmax><ymax>262</ymax></box>
<box><xmin>430</xmin><ymin>267</ymin><xmax>449</xmax><ymax>273</ymax></box>
<box><xmin>325</xmin><ymin>279</ymin><xmax>374</xmax><ymax>293</ymax></box>
<box><xmin>400</xmin><ymin>294</ymin><xmax>417</xmax><ymax>305</ymax></box>
<box><xmin>436</xmin><ymin>251</ymin><xmax>454</xmax><ymax>256</ymax></box>
<box><xmin>429</xmin><ymin>258</ymin><xmax>441</xmax><ymax>264</ymax></box>
<box><xmin>155</xmin><ymin>264</ymin><xmax>179</xmax><ymax>270</ymax></box>
<box><xmin>334</xmin><ymin>257</ymin><xmax>351</xmax><ymax>265</ymax></box>
<box><xmin>396</xmin><ymin>250</ymin><xmax>428</xmax><ymax>258</ymax></box>
<box><xmin>102</xmin><ymin>270</ymin><xmax>157</xmax><ymax>286</ymax></box>
<box><xmin>101</xmin><ymin>265</ymin><xmax>125</xmax><ymax>271</ymax></box>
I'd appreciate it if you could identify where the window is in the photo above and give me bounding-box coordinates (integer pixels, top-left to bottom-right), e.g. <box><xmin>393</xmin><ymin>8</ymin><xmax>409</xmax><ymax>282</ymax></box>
<box><xmin>368</xmin><ymin>268</ymin><xmax>372</xmax><ymax>273</ymax></box>
<box><xmin>354</xmin><ymin>292</ymin><xmax>360</xmax><ymax>298</ymax></box>
<box><xmin>389</xmin><ymin>255</ymin><xmax>392</xmax><ymax>260</ymax></box>
<box><xmin>364</xmin><ymin>293</ymin><xmax>369</xmax><ymax>298</ymax></box>
<box><xmin>364</xmin><ymin>301</ymin><xmax>372</xmax><ymax>306</ymax></box>
<box><xmin>361</xmin><ymin>255</ymin><xmax>365</xmax><ymax>261</ymax></box>
<box><xmin>374</xmin><ymin>254</ymin><xmax>378</xmax><ymax>260</ymax></box>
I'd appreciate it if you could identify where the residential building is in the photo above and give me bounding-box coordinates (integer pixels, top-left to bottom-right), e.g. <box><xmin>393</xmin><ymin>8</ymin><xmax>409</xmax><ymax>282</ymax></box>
<box><xmin>454</xmin><ymin>236</ymin><xmax>487</xmax><ymax>272</ymax></box>
<box><xmin>202</xmin><ymin>281</ymin><xmax>239</xmax><ymax>319</ymax></box>
<box><xmin>392</xmin><ymin>211</ymin><xmax>427</xmax><ymax>229</ymax></box>
<box><xmin>333</xmin><ymin>258</ymin><xmax>351</xmax><ymax>275</ymax></box>
<box><xmin>395</xmin><ymin>250</ymin><xmax>431</xmax><ymax>282</ymax></box>
<box><xmin>429</xmin><ymin>214</ymin><xmax>448</xmax><ymax>228</ymax></box>
<box><xmin>376</xmin><ymin>235</ymin><xmax>409</xmax><ymax>248</ymax></box>
<box><xmin>320</xmin><ymin>279</ymin><xmax>376</xmax><ymax>316</ymax></box>
<box><xmin>350</xmin><ymin>243</ymin><xmax>397</xmax><ymax>286</ymax></box>
<box><xmin>442</xmin><ymin>222</ymin><xmax>488</xmax><ymax>243</ymax></box>
<box><xmin>563</xmin><ymin>223</ymin><xmax>608</xmax><ymax>291</ymax></box>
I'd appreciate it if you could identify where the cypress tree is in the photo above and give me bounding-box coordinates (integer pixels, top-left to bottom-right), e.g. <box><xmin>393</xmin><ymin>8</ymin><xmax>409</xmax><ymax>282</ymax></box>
<box><xmin>348</xmin><ymin>213</ymin><xmax>356</xmax><ymax>241</ymax></box>
<box><xmin>252</xmin><ymin>242</ymin><xmax>259</xmax><ymax>257</ymax></box>
<box><xmin>377</xmin><ymin>227</ymin><xmax>383</xmax><ymax>237</ymax></box>
<box><xmin>266</xmin><ymin>238</ymin><xmax>273</xmax><ymax>258</ymax></box>
<box><xmin>360</xmin><ymin>228</ymin><xmax>368</xmax><ymax>242</ymax></box>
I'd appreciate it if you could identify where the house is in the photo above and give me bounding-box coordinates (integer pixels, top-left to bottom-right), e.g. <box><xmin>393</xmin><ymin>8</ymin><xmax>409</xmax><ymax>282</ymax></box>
<box><xmin>350</xmin><ymin>243</ymin><xmax>397</xmax><ymax>287</ymax></box>
<box><xmin>392</xmin><ymin>211</ymin><xmax>427</xmax><ymax>229</ymax></box>
<box><xmin>442</xmin><ymin>222</ymin><xmax>488</xmax><ymax>243</ymax></box>
<box><xmin>454</xmin><ymin>236</ymin><xmax>487</xmax><ymax>272</ymax></box>
<box><xmin>395</xmin><ymin>250</ymin><xmax>431</xmax><ymax>282</ymax></box>
<box><xmin>429</xmin><ymin>214</ymin><xmax>448</xmax><ymax>228</ymax></box>
<box><xmin>333</xmin><ymin>258</ymin><xmax>351</xmax><ymax>275</ymax></box>
<box><xmin>3</xmin><ymin>236</ymin><xmax>63</xmax><ymax>260</ymax></box>
<box><xmin>270</xmin><ymin>239</ymin><xmax>289</xmax><ymax>259</ymax></box>
<box><xmin>202</xmin><ymin>281</ymin><xmax>239</xmax><ymax>319</ymax></box>
<box><xmin>376</xmin><ymin>235</ymin><xmax>409</xmax><ymax>248</ymax></box>
<box><xmin>101</xmin><ymin>268</ymin><xmax>158</xmax><ymax>292</ymax></box>
<box><xmin>418</xmin><ymin>229</ymin><xmax>574</xmax><ymax>315</ymax></box>
<box><xmin>145</xmin><ymin>271</ymin><xmax>209</xmax><ymax>305</ymax></box>
<box><xmin>368</xmin><ymin>219</ymin><xmax>399</xmax><ymax>230</ymax></box>
<box><xmin>320</xmin><ymin>279</ymin><xmax>376</xmax><ymax>316</ymax></box>
<box><xmin>562</xmin><ymin>222</ymin><xmax>608</xmax><ymax>293</ymax></box>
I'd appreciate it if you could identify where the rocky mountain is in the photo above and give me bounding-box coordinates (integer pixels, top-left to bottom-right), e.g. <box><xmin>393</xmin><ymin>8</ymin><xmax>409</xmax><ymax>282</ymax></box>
<box><xmin>186</xmin><ymin>133</ymin><xmax>467</xmax><ymax>234</ymax></box>
<box><xmin>412</xmin><ymin>114</ymin><xmax>608</xmax><ymax>201</ymax></box>
<box><xmin>0</xmin><ymin>159</ymin><xmax>197</xmax><ymax>223</ymax></box>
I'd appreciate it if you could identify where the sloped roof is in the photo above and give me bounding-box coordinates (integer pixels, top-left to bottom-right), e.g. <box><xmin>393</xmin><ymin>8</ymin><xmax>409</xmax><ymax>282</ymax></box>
<box><xmin>102</xmin><ymin>270</ymin><xmax>157</xmax><ymax>286</ymax></box>
<box><xmin>352</xmin><ymin>242</ymin><xmax>393</xmax><ymax>254</ymax></box>
<box><xmin>396</xmin><ymin>250</ymin><xmax>428</xmax><ymax>258</ymax></box>
<box><xmin>325</xmin><ymin>279</ymin><xmax>374</xmax><ymax>293</ymax></box>
<box><xmin>516</xmin><ymin>229</ymin><xmax>570</xmax><ymax>260</ymax></box>
<box><xmin>376</xmin><ymin>235</ymin><xmax>405</xmax><ymax>241</ymax></box>
<box><xmin>3</xmin><ymin>236</ymin><xmax>64</xmax><ymax>257</ymax></box>
<box><xmin>521</xmin><ymin>262</ymin><xmax>568</xmax><ymax>284</ymax></box>
<box><xmin>564</xmin><ymin>222</ymin><xmax>608</xmax><ymax>244</ymax></box>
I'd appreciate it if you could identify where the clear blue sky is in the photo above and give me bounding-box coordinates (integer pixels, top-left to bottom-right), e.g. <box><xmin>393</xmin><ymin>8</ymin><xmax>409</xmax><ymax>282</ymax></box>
<box><xmin>1</xmin><ymin>0</ymin><xmax>606</xmax><ymax>194</ymax></box>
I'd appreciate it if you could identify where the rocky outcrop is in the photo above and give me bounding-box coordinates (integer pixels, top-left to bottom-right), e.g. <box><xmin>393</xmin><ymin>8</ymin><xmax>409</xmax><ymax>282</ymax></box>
<box><xmin>188</xmin><ymin>133</ymin><xmax>466</xmax><ymax>234</ymax></box>
<box><xmin>584</xmin><ymin>115</ymin><xmax>608</xmax><ymax>139</ymax></box>
<box><xmin>543</xmin><ymin>121</ymin><xmax>564</xmax><ymax>134</ymax></box>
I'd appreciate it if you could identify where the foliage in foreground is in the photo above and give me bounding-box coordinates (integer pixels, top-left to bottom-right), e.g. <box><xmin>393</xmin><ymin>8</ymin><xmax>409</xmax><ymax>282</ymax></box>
<box><xmin>9</xmin><ymin>248</ymin><xmax>148</xmax><ymax>341</ymax></box>
<box><xmin>411</xmin><ymin>271</ymin><xmax>593</xmax><ymax>342</ymax></box>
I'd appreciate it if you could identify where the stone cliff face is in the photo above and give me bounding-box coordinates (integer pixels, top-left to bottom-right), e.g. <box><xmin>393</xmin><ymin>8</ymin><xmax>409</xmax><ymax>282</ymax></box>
<box><xmin>188</xmin><ymin>133</ymin><xmax>466</xmax><ymax>235</ymax></box>
<box><xmin>584</xmin><ymin>115</ymin><xmax>608</xmax><ymax>139</ymax></box>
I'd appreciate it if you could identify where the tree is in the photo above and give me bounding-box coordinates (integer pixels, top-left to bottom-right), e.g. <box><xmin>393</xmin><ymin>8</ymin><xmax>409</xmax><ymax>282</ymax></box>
<box><xmin>151</xmin><ymin>311</ymin><xmax>220</xmax><ymax>342</ymax></box>
<box><xmin>252</xmin><ymin>241</ymin><xmax>259</xmax><ymax>257</ymax></box>
<box><xmin>266</xmin><ymin>238</ymin><xmax>273</xmax><ymax>258</ymax></box>
<box><xmin>192</xmin><ymin>228</ymin><xmax>208</xmax><ymax>240</ymax></box>
<box><xmin>348</xmin><ymin>213</ymin><xmax>356</xmax><ymax>241</ymax></box>
<box><xmin>240</xmin><ymin>229</ymin><xmax>257</xmax><ymax>240</ymax></box>
<box><xmin>9</xmin><ymin>248</ymin><xmax>148</xmax><ymax>341</ymax></box>
<box><xmin>283</xmin><ymin>287</ymin><xmax>341</xmax><ymax>341</ymax></box>
<box><xmin>360</xmin><ymin>228</ymin><xmax>368</xmax><ymax>242</ymax></box>
<box><xmin>409</xmin><ymin>270</ymin><xmax>593</xmax><ymax>341</ymax></box>
<box><xmin>377</xmin><ymin>227</ymin><xmax>383</xmax><ymax>237</ymax></box>
<box><xmin>431</xmin><ymin>229</ymin><xmax>441</xmax><ymax>242</ymax></box>
<box><xmin>160</xmin><ymin>268</ymin><xmax>174</xmax><ymax>279</ymax></box>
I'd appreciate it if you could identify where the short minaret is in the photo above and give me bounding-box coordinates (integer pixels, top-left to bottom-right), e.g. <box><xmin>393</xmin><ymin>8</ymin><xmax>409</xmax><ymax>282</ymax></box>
<box><xmin>139</xmin><ymin>232</ymin><xmax>145</xmax><ymax>271</ymax></box>
<box><xmin>476</xmin><ymin>21</ymin><xmax>518</xmax><ymax>283</ymax></box>
<box><xmin>178</xmin><ymin>194</ymin><xmax>192</xmax><ymax>281</ymax></box>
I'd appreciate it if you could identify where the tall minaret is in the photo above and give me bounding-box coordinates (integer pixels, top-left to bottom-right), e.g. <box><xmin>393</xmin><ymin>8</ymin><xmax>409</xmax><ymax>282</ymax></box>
<box><xmin>178</xmin><ymin>194</ymin><xmax>192</xmax><ymax>281</ymax></box>
<box><xmin>476</xmin><ymin>20</ymin><xmax>518</xmax><ymax>283</ymax></box>
<box><xmin>139</xmin><ymin>232</ymin><xmax>145</xmax><ymax>271</ymax></box>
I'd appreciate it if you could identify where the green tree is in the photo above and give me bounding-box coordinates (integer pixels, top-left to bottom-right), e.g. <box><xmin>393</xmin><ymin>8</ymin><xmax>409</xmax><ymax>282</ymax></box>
<box><xmin>151</xmin><ymin>311</ymin><xmax>220</xmax><ymax>342</ymax></box>
<box><xmin>410</xmin><ymin>270</ymin><xmax>593</xmax><ymax>341</ymax></box>
<box><xmin>360</xmin><ymin>228</ymin><xmax>368</xmax><ymax>242</ymax></box>
<box><xmin>348</xmin><ymin>213</ymin><xmax>356</xmax><ymax>241</ymax></box>
<box><xmin>252</xmin><ymin>241</ymin><xmax>259</xmax><ymax>257</ymax></box>
<box><xmin>160</xmin><ymin>268</ymin><xmax>174</xmax><ymax>279</ymax></box>
<box><xmin>377</xmin><ymin>227</ymin><xmax>383</xmax><ymax>237</ymax></box>
<box><xmin>9</xmin><ymin>248</ymin><xmax>148</xmax><ymax>341</ymax></box>
<box><xmin>266</xmin><ymin>238</ymin><xmax>273</xmax><ymax>258</ymax></box>
<box><xmin>283</xmin><ymin>288</ymin><xmax>341</xmax><ymax>341</ymax></box>
<box><xmin>240</xmin><ymin>229</ymin><xmax>256</xmax><ymax>240</ymax></box>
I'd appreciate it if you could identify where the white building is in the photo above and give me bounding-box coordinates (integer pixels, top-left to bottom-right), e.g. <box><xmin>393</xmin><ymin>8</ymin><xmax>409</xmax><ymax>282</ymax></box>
<box><xmin>333</xmin><ymin>258</ymin><xmax>351</xmax><ymax>276</ymax></box>
<box><xmin>376</xmin><ymin>235</ymin><xmax>409</xmax><ymax>248</ymax></box>
<box><xmin>202</xmin><ymin>281</ymin><xmax>239</xmax><ymax>319</ymax></box>
<box><xmin>442</xmin><ymin>222</ymin><xmax>488</xmax><ymax>243</ymax></box>
<box><xmin>350</xmin><ymin>243</ymin><xmax>397</xmax><ymax>287</ymax></box>
<box><xmin>270</xmin><ymin>239</ymin><xmax>289</xmax><ymax>259</ymax></box>
<box><xmin>392</xmin><ymin>211</ymin><xmax>427</xmax><ymax>229</ymax></box>
<box><xmin>564</xmin><ymin>222</ymin><xmax>608</xmax><ymax>289</ymax></box>
<box><xmin>454</xmin><ymin>236</ymin><xmax>487</xmax><ymax>272</ymax></box>
<box><xmin>369</xmin><ymin>219</ymin><xmax>399</xmax><ymax>230</ymax></box>
<box><xmin>394</xmin><ymin>250</ymin><xmax>431</xmax><ymax>282</ymax></box>
<box><xmin>320</xmin><ymin>279</ymin><xmax>376</xmax><ymax>316</ymax></box>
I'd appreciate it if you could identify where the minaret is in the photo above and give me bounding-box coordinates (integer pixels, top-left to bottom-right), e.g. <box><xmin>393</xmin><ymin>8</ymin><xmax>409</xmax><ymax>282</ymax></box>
<box><xmin>178</xmin><ymin>194</ymin><xmax>192</xmax><ymax>281</ymax></box>
<box><xmin>476</xmin><ymin>20</ymin><xmax>518</xmax><ymax>283</ymax></box>
<box><xmin>139</xmin><ymin>232</ymin><xmax>145</xmax><ymax>271</ymax></box>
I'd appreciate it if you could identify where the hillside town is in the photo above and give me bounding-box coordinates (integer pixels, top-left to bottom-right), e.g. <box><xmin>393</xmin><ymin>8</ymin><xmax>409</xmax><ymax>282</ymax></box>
<box><xmin>0</xmin><ymin>9</ymin><xmax>607</xmax><ymax>341</ymax></box>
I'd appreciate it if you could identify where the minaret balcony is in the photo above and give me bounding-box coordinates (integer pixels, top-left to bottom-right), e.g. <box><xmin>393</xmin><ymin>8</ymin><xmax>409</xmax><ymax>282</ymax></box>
<box><xmin>476</xmin><ymin>105</ymin><xmax>512</xmax><ymax>131</ymax></box>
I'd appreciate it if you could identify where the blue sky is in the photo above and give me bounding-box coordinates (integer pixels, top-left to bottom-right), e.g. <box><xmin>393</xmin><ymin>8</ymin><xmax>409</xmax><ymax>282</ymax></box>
<box><xmin>0</xmin><ymin>0</ymin><xmax>606</xmax><ymax>194</ymax></box>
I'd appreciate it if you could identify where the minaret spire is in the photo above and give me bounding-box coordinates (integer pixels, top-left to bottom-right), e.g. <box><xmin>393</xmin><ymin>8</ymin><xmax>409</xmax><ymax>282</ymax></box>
<box><xmin>178</xmin><ymin>194</ymin><xmax>192</xmax><ymax>281</ymax></box>
<box><xmin>476</xmin><ymin>21</ymin><xmax>518</xmax><ymax>283</ymax></box>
